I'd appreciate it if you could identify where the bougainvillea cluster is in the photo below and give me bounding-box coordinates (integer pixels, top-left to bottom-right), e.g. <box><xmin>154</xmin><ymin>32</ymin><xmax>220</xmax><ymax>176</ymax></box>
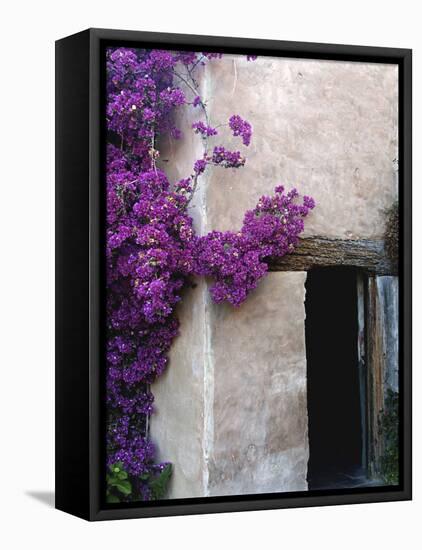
<box><xmin>105</xmin><ymin>47</ymin><xmax>314</xmax><ymax>502</ymax></box>
<box><xmin>195</xmin><ymin>187</ymin><xmax>315</xmax><ymax>306</ymax></box>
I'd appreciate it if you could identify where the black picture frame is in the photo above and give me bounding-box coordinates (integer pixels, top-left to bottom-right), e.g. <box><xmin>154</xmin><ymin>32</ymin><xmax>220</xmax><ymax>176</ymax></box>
<box><xmin>55</xmin><ymin>28</ymin><xmax>412</xmax><ymax>521</ymax></box>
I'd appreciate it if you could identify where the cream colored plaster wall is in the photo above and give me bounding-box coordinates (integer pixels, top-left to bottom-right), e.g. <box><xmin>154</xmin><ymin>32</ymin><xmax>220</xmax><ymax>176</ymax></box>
<box><xmin>151</xmin><ymin>56</ymin><xmax>398</xmax><ymax>498</ymax></box>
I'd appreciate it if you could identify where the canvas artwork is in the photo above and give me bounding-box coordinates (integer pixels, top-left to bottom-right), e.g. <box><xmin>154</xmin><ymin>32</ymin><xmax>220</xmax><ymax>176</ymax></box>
<box><xmin>104</xmin><ymin>46</ymin><xmax>400</xmax><ymax>504</ymax></box>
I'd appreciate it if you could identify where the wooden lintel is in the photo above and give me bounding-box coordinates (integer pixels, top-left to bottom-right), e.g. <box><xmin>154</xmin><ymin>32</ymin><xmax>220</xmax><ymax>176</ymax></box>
<box><xmin>268</xmin><ymin>236</ymin><xmax>397</xmax><ymax>275</ymax></box>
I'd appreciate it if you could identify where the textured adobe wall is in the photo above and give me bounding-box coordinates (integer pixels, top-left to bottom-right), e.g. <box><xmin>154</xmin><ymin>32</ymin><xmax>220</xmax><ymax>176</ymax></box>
<box><xmin>151</xmin><ymin>56</ymin><xmax>398</xmax><ymax>499</ymax></box>
<box><xmin>150</xmin><ymin>281</ymin><xmax>208</xmax><ymax>497</ymax></box>
<box><xmin>207</xmin><ymin>272</ymin><xmax>308</xmax><ymax>496</ymax></box>
<box><xmin>205</xmin><ymin>56</ymin><xmax>398</xmax><ymax>239</ymax></box>
<box><xmin>151</xmin><ymin>74</ymin><xmax>210</xmax><ymax>497</ymax></box>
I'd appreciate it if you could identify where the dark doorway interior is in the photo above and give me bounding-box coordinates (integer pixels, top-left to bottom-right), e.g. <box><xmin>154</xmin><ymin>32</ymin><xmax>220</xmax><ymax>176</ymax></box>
<box><xmin>305</xmin><ymin>267</ymin><xmax>364</xmax><ymax>490</ymax></box>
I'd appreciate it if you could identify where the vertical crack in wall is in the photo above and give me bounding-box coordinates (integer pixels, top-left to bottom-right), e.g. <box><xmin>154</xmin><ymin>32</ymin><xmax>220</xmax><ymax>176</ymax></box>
<box><xmin>201</xmin><ymin>62</ymin><xmax>214</xmax><ymax>496</ymax></box>
<box><xmin>202</xmin><ymin>291</ymin><xmax>215</xmax><ymax>496</ymax></box>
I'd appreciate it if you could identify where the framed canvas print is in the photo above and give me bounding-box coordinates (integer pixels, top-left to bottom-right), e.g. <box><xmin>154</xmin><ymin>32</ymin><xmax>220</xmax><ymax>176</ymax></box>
<box><xmin>55</xmin><ymin>28</ymin><xmax>412</xmax><ymax>521</ymax></box>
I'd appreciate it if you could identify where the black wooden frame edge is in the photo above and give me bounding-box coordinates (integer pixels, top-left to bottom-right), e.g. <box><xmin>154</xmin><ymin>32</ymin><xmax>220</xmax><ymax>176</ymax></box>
<box><xmin>94</xmin><ymin>27</ymin><xmax>412</xmax><ymax>61</ymax></box>
<box><xmin>55</xmin><ymin>28</ymin><xmax>412</xmax><ymax>521</ymax></box>
<box><xmin>56</xmin><ymin>29</ymin><xmax>92</xmax><ymax>520</ymax></box>
<box><xmin>400</xmin><ymin>42</ymin><xmax>412</xmax><ymax>509</ymax></box>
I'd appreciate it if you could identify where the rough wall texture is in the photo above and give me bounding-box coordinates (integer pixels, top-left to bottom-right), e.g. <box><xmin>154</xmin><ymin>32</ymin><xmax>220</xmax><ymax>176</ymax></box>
<box><xmin>151</xmin><ymin>75</ymin><xmax>209</xmax><ymax>497</ymax></box>
<box><xmin>151</xmin><ymin>56</ymin><xmax>398</xmax><ymax>499</ymax></box>
<box><xmin>151</xmin><ymin>281</ymin><xmax>208</xmax><ymax>497</ymax></box>
<box><xmin>205</xmin><ymin>56</ymin><xmax>398</xmax><ymax>239</ymax></box>
<box><xmin>207</xmin><ymin>272</ymin><xmax>308</xmax><ymax>496</ymax></box>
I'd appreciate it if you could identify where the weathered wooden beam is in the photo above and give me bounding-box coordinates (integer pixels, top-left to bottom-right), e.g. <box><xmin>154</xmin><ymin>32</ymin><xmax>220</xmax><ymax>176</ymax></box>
<box><xmin>269</xmin><ymin>236</ymin><xmax>397</xmax><ymax>275</ymax></box>
<box><xmin>366</xmin><ymin>276</ymin><xmax>399</xmax><ymax>479</ymax></box>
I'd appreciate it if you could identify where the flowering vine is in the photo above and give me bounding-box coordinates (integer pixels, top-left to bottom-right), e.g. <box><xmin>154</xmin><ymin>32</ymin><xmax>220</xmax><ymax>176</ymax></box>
<box><xmin>105</xmin><ymin>47</ymin><xmax>315</xmax><ymax>503</ymax></box>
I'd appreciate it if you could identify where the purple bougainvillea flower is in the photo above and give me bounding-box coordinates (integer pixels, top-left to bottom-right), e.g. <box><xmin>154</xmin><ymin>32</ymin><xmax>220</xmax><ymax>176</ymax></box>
<box><xmin>105</xmin><ymin>46</ymin><xmax>314</xmax><ymax>502</ymax></box>
<box><xmin>229</xmin><ymin>114</ymin><xmax>252</xmax><ymax>146</ymax></box>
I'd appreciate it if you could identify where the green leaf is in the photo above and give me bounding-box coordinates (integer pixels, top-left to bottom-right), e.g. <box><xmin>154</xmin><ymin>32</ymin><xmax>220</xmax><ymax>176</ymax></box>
<box><xmin>149</xmin><ymin>464</ymin><xmax>172</xmax><ymax>500</ymax></box>
<box><xmin>114</xmin><ymin>479</ymin><xmax>132</xmax><ymax>496</ymax></box>
<box><xmin>106</xmin><ymin>494</ymin><xmax>121</xmax><ymax>504</ymax></box>
<box><xmin>116</xmin><ymin>470</ymin><xmax>128</xmax><ymax>480</ymax></box>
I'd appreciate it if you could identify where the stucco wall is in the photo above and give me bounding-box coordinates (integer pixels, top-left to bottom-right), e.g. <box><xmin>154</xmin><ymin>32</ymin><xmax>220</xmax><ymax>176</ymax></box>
<box><xmin>150</xmin><ymin>281</ymin><xmax>208</xmax><ymax>497</ymax></box>
<box><xmin>205</xmin><ymin>56</ymin><xmax>398</xmax><ymax>239</ymax></box>
<box><xmin>151</xmin><ymin>55</ymin><xmax>398</xmax><ymax>499</ymax></box>
<box><xmin>207</xmin><ymin>272</ymin><xmax>308</xmax><ymax>496</ymax></box>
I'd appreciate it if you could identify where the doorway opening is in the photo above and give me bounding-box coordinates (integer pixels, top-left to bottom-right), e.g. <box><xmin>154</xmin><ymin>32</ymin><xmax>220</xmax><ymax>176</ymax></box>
<box><xmin>305</xmin><ymin>267</ymin><xmax>366</xmax><ymax>490</ymax></box>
